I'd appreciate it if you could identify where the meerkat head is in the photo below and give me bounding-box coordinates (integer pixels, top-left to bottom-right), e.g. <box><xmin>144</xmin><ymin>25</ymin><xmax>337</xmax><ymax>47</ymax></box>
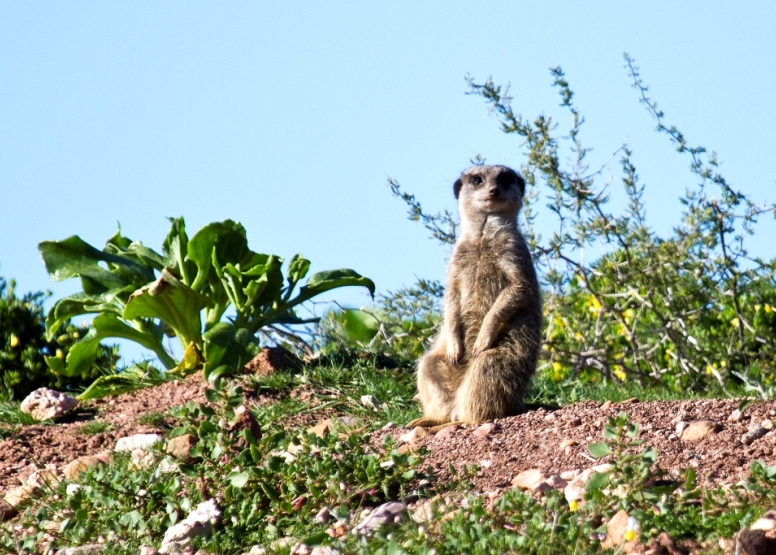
<box><xmin>453</xmin><ymin>165</ymin><xmax>525</xmax><ymax>220</ymax></box>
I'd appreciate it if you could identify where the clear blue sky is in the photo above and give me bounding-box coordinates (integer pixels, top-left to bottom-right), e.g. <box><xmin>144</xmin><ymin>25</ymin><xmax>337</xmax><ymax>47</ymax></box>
<box><xmin>2</xmin><ymin>3</ymin><xmax>775</xmax><ymax>362</ymax></box>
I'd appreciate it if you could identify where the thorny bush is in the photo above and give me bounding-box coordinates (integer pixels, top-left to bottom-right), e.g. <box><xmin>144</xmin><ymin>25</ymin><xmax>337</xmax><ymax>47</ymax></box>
<box><xmin>387</xmin><ymin>54</ymin><xmax>776</xmax><ymax>394</ymax></box>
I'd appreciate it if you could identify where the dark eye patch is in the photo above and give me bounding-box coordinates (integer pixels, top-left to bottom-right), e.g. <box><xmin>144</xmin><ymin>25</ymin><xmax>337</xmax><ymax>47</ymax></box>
<box><xmin>495</xmin><ymin>172</ymin><xmax>513</xmax><ymax>190</ymax></box>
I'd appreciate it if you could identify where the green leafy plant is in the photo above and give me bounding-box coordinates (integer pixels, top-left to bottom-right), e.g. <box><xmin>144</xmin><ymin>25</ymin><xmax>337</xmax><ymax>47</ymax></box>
<box><xmin>39</xmin><ymin>217</ymin><xmax>375</xmax><ymax>382</ymax></box>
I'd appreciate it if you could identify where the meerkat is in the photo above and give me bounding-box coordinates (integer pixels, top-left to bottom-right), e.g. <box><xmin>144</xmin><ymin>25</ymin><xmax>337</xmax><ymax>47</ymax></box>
<box><xmin>408</xmin><ymin>165</ymin><xmax>542</xmax><ymax>429</ymax></box>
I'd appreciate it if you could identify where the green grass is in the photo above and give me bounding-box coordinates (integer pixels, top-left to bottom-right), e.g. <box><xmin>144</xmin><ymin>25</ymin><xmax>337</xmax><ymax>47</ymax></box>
<box><xmin>0</xmin><ymin>400</ymin><xmax>40</xmax><ymax>426</ymax></box>
<box><xmin>135</xmin><ymin>411</ymin><xmax>174</xmax><ymax>430</ymax></box>
<box><xmin>77</xmin><ymin>420</ymin><xmax>112</xmax><ymax>435</ymax></box>
<box><xmin>3</xmin><ymin>356</ymin><xmax>773</xmax><ymax>554</ymax></box>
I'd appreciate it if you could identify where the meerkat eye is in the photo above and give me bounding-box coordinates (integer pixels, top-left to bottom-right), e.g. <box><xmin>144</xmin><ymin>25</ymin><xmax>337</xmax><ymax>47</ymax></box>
<box><xmin>471</xmin><ymin>176</ymin><xmax>483</xmax><ymax>186</ymax></box>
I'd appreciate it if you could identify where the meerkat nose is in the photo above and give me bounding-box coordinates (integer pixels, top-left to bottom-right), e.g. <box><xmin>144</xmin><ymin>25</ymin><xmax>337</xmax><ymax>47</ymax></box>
<box><xmin>488</xmin><ymin>186</ymin><xmax>500</xmax><ymax>197</ymax></box>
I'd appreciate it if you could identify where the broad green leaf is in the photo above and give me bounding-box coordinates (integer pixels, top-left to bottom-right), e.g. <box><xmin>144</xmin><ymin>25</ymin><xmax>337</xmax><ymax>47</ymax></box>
<box><xmin>296</xmin><ymin>269</ymin><xmax>376</xmax><ymax>303</ymax></box>
<box><xmin>587</xmin><ymin>442</ymin><xmax>611</xmax><ymax>458</ymax></box>
<box><xmin>187</xmin><ymin>220</ymin><xmax>251</xmax><ymax>291</ymax></box>
<box><xmin>586</xmin><ymin>471</ymin><xmax>610</xmax><ymax>491</ymax></box>
<box><xmin>58</xmin><ymin>313</ymin><xmax>174</xmax><ymax>377</ymax></box>
<box><xmin>124</xmin><ymin>270</ymin><xmax>212</xmax><ymax>348</ymax></box>
<box><xmin>228</xmin><ymin>471</ymin><xmax>250</xmax><ymax>489</ymax></box>
<box><xmin>338</xmin><ymin>309</ymin><xmax>380</xmax><ymax>343</ymax></box>
<box><xmin>201</xmin><ymin>322</ymin><xmax>254</xmax><ymax>381</ymax></box>
<box><xmin>163</xmin><ymin>217</ymin><xmax>194</xmax><ymax>284</ymax></box>
<box><xmin>39</xmin><ymin>235</ymin><xmax>154</xmax><ymax>289</ymax></box>
<box><xmin>285</xmin><ymin>254</ymin><xmax>311</xmax><ymax>296</ymax></box>
<box><xmin>46</xmin><ymin>293</ymin><xmax>125</xmax><ymax>337</ymax></box>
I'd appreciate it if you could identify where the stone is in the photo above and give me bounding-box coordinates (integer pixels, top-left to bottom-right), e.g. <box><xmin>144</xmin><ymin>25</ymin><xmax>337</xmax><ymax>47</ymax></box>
<box><xmin>360</xmin><ymin>395</ymin><xmax>383</xmax><ymax>410</ymax></box>
<box><xmin>399</xmin><ymin>426</ymin><xmax>429</xmax><ymax>444</ymax></box>
<box><xmin>600</xmin><ymin>400</ymin><xmax>613</xmax><ymax>411</ymax></box>
<box><xmin>308</xmin><ymin>420</ymin><xmax>332</xmax><ymax>438</ymax></box>
<box><xmin>545</xmin><ymin>475</ymin><xmax>568</xmax><ymax>489</ymax></box>
<box><xmin>313</xmin><ymin>507</ymin><xmax>334</xmax><ymax>524</ymax></box>
<box><xmin>166</xmin><ymin>434</ymin><xmax>199</xmax><ymax>460</ymax></box>
<box><xmin>511</xmin><ymin>469</ymin><xmax>547</xmax><ymax>490</ymax></box>
<box><xmin>54</xmin><ymin>545</ymin><xmax>104</xmax><ymax>555</ymax></box>
<box><xmin>24</xmin><ymin>467</ymin><xmax>60</xmax><ymax>489</ymax></box>
<box><xmin>560</xmin><ymin>469</ymin><xmax>581</xmax><ymax>481</ymax></box>
<box><xmin>63</xmin><ymin>453</ymin><xmax>111</xmax><ymax>481</ymax></box>
<box><xmin>763</xmin><ymin>419</ymin><xmax>775</xmax><ymax>431</ymax></box>
<box><xmin>4</xmin><ymin>484</ymin><xmax>34</xmax><ymax>509</ymax></box>
<box><xmin>130</xmin><ymin>448</ymin><xmax>156</xmax><ymax>469</ymax></box>
<box><xmin>729</xmin><ymin>409</ymin><xmax>744</xmax><ymax>422</ymax></box>
<box><xmin>115</xmin><ymin>433</ymin><xmax>162</xmax><ymax>452</ymax></box>
<box><xmin>473</xmin><ymin>423</ymin><xmax>498</xmax><ymax>437</ymax></box>
<box><xmin>559</xmin><ymin>439</ymin><xmax>577</xmax><ymax>450</ymax></box>
<box><xmin>601</xmin><ymin>510</ymin><xmax>633</xmax><ymax>549</ymax></box>
<box><xmin>160</xmin><ymin>499</ymin><xmax>222</xmax><ymax>554</ymax></box>
<box><xmin>564</xmin><ymin>466</ymin><xmax>612</xmax><ymax>503</ymax></box>
<box><xmin>310</xmin><ymin>548</ymin><xmax>340</xmax><ymax>555</ymax></box>
<box><xmin>20</xmin><ymin>388</ymin><xmax>78</xmax><ymax>421</ymax></box>
<box><xmin>352</xmin><ymin>501</ymin><xmax>407</xmax><ymax>536</ymax></box>
<box><xmin>290</xmin><ymin>543</ymin><xmax>312</xmax><ymax>555</ymax></box>
<box><xmin>742</xmin><ymin>425</ymin><xmax>769</xmax><ymax>445</ymax></box>
<box><xmin>433</xmin><ymin>425</ymin><xmax>459</xmax><ymax>440</ymax></box>
<box><xmin>139</xmin><ymin>547</ymin><xmax>160</xmax><ymax>555</ymax></box>
<box><xmin>680</xmin><ymin>420</ymin><xmax>720</xmax><ymax>442</ymax></box>
<box><xmin>0</xmin><ymin>498</ymin><xmax>17</xmax><ymax>522</ymax></box>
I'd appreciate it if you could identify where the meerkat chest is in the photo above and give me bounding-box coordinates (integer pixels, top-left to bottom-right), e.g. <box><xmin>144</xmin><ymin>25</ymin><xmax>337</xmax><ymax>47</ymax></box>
<box><xmin>453</xmin><ymin>238</ymin><xmax>516</xmax><ymax>308</ymax></box>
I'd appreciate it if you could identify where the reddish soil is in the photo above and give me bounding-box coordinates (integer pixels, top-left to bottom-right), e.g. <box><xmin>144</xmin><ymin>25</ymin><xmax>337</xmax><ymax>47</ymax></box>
<box><xmin>3</xmin><ymin>374</ymin><xmax>776</xmax><ymax>502</ymax></box>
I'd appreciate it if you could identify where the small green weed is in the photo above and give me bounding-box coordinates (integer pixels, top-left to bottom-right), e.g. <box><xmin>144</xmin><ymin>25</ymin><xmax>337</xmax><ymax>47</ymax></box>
<box><xmin>77</xmin><ymin>420</ymin><xmax>112</xmax><ymax>435</ymax></box>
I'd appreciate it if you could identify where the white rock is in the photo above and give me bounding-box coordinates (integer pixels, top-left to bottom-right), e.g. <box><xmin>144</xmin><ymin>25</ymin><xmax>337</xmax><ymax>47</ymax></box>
<box><xmin>115</xmin><ymin>434</ymin><xmax>162</xmax><ymax>453</ymax></box>
<box><xmin>20</xmin><ymin>388</ymin><xmax>78</xmax><ymax>421</ymax></box>
<box><xmin>360</xmin><ymin>394</ymin><xmax>383</xmax><ymax>410</ymax></box>
<box><xmin>511</xmin><ymin>469</ymin><xmax>546</xmax><ymax>490</ymax></box>
<box><xmin>545</xmin><ymin>475</ymin><xmax>568</xmax><ymax>489</ymax></box>
<box><xmin>130</xmin><ymin>448</ymin><xmax>156</xmax><ymax>469</ymax></box>
<box><xmin>313</xmin><ymin>507</ymin><xmax>334</xmax><ymax>524</ymax></box>
<box><xmin>352</xmin><ymin>501</ymin><xmax>406</xmax><ymax>536</ymax></box>
<box><xmin>399</xmin><ymin>427</ymin><xmax>428</xmax><ymax>444</ymax></box>
<box><xmin>159</xmin><ymin>499</ymin><xmax>222</xmax><ymax>554</ymax></box>
<box><xmin>564</xmin><ymin>466</ymin><xmax>612</xmax><ymax>503</ymax></box>
<box><xmin>66</xmin><ymin>484</ymin><xmax>82</xmax><ymax>497</ymax></box>
<box><xmin>560</xmin><ymin>469</ymin><xmax>582</xmax><ymax>481</ymax></box>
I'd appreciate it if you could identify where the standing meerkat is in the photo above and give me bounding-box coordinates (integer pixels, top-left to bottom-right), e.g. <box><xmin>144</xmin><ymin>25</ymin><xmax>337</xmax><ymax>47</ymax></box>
<box><xmin>409</xmin><ymin>165</ymin><xmax>542</xmax><ymax>428</ymax></box>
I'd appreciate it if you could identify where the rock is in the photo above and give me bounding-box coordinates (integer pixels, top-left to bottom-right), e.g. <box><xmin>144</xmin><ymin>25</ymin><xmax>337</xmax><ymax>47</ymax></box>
<box><xmin>4</xmin><ymin>484</ymin><xmax>34</xmax><ymax>509</ymax></box>
<box><xmin>352</xmin><ymin>501</ymin><xmax>407</xmax><ymax>536</ymax></box>
<box><xmin>0</xmin><ymin>497</ymin><xmax>17</xmax><ymax>522</ymax></box>
<box><xmin>166</xmin><ymin>434</ymin><xmax>199</xmax><ymax>461</ymax></box>
<box><xmin>433</xmin><ymin>425</ymin><xmax>459</xmax><ymax>440</ymax></box>
<box><xmin>54</xmin><ymin>545</ymin><xmax>104</xmax><ymax>555</ymax></box>
<box><xmin>308</xmin><ymin>420</ymin><xmax>332</xmax><ymax>438</ymax></box>
<box><xmin>139</xmin><ymin>547</ymin><xmax>160</xmax><ymax>555</ymax></box>
<box><xmin>511</xmin><ymin>469</ymin><xmax>546</xmax><ymax>490</ymax></box>
<box><xmin>564</xmin><ymin>466</ymin><xmax>612</xmax><ymax>503</ymax></box>
<box><xmin>63</xmin><ymin>453</ymin><xmax>111</xmax><ymax>481</ymax></box>
<box><xmin>160</xmin><ymin>499</ymin><xmax>222</xmax><ymax>554</ymax></box>
<box><xmin>729</xmin><ymin>409</ymin><xmax>744</xmax><ymax>422</ymax></box>
<box><xmin>290</xmin><ymin>543</ymin><xmax>312</xmax><ymax>555</ymax></box>
<box><xmin>567</xmin><ymin>416</ymin><xmax>582</xmax><ymax>427</ymax></box>
<box><xmin>313</xmin><ymin>507</ymin><xmax>334</xmax><ymax>524</ymax></box>
<box><xmin>680</xmin><ymin>420</ymin><xmax>720</xmax><ymax>442</ymax></box>
<box><xmin>473</xmin><ymin>423</ymin><xmax>498</xmax><ymax>437</ymax></box>
<box><xmin>559</xmin><ymin>439</ymin><xmax>577</xmax><ymax>450</ymax></box>
<box><xmin>360</xmin><ymin>394</ymin><xmax>383</xmax><ymax>410</ymax></box>
<box><xmin>243</xmin><ymin>346</ymin><xmax>300</xmax><ymax>376</ymax></box>
<box><xmin>310</xmin><ymin>548</ymin><xmax>340</xmax><ymax>555</ymax></box>
<box><xmin>20</xmin><ymin>388</ymin><xmax>78</xmax><ymax>421</ymax></box>
<box><xmin>600</xmin><ymin>400</ymin><xmax>613</xmax><ymax>411</ymax></box>
<box><xmin>115</xmin><ymin>433</ymin><xmax>162</xmax><ymax>452</ymax></box>
<box><xmin>763</xmin><ymin>420</ymin><xmax>775</xmax><ymax>431</ymax></box>
<box><xmin>742</xmin><ymin>425</ymin><xmax>769</xmax><ymax>446</ymax></box>
<box><xmin>545</xmin><ymin>475</ymin><xmax>568</xmax><ymax>489</ymax></box>
<box><xmin>399</xmin><ymin>426</ymin><xmax>429</xmax><ymax>444</ymax></box>
<box><xmin>229</xmin><ymin>405</ymin><xmax>262</xmax><ymax>447</ymax></box>
<box><xmin>560</xmin><ymin>469</ymin><xmax>581</xmax><ymax>481</ymax></box>
<box><xmin>24</xmin><ymin>467</ymin><xmax>60</xmax><ymax>489</ymax></box>
<box><xmin>131</xmin><ymin>448</ymin><xmax>156</xmax><ymax>469</ymax></box>
<box><xmin>602</xmin><ymin>510</ymin><xmax>637</xmax><ymax>549</ymax></box>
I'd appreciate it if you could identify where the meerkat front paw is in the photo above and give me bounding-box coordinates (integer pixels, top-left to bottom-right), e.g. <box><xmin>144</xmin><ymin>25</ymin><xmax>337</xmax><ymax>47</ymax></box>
<box><xmin>446</xmin><ymin>336</ymin><xmax>463</xmax><ymax>365</ymax></box>
<box><xmin>471</xmin><ymin>332</ymin><xmax>494</xmax><ymax>357</ymax></box>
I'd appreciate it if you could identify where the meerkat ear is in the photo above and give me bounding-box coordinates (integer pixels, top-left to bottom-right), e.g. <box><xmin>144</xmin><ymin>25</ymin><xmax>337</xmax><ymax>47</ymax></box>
<box><xmin>515</xmin><ymin>173</ymin><xmax>525</xmax><ymax>196</ymax></box>
<box><xmin>454</xmin><ymin>178</ymin><xmax>463</xmax><ymax>199</ymax></box>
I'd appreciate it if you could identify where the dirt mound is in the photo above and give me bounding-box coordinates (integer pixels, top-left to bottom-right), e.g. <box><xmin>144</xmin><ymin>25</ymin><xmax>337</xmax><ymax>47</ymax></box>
<box><xmin>389</xmin><ymin>398</ymin><xmax>776</xmax><ymax>495</ymax></box>
<box><xmin>3</xmin><ymin>375</ymin><xmax>776</xmax><ymax>502</ymax></box>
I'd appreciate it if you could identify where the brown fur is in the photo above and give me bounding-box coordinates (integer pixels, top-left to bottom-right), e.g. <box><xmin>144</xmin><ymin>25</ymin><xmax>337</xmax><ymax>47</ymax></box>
<box><xmin>412</xmin><ymin>165</ymin><xmax>542</xmax><ymax>426</ymax></box>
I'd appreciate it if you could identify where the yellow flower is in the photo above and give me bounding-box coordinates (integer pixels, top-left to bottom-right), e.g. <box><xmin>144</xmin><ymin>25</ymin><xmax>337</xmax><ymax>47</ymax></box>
<box><xmin>9</xmin><ymin>334</ymin><xmax>19</xmax><ymax>348</ymax></box>
<box><xmin>730</xmin><ymin>317</ymin><xmax>740</xmax><ymax>328</ymax></box>
<box><xmin>766</xmin><ymin>304</ymin><xmax>774</xmax><ymax>314</ymax></box>
<box><xmin>624</xmin><ymin>530</ymin><xmax>636</xmax><ymax>542</ymax></box>
<box><xmin>613</xmin><ymin>367</ymin><xmax>627</xmax><ymax>381</ymax></box>
<box><xmin>56</xmin><ymin>349</ymin><xmax>64</xmax><ymax>359</ymax></box>
<box><xmin>569</xmin><ymin>500</ymin><xmax>578</xmax><ymax>511</ymax></box>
